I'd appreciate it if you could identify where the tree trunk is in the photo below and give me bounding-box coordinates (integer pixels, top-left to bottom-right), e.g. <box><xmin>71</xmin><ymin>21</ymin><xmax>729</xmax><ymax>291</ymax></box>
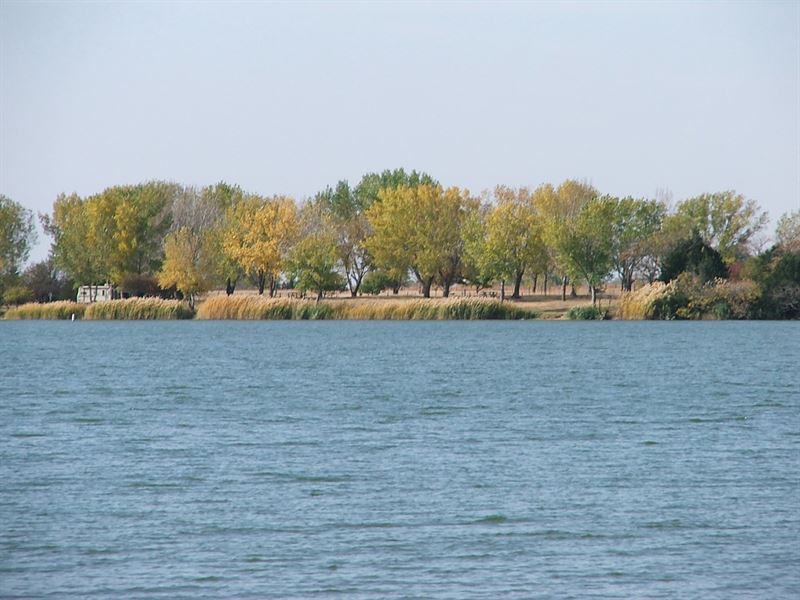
<box><xmin>561</xmin><ymin>275</ymin><xmax>567</xmax><ymax>302</ymax></box>
<box><xmin>570</xmin><ymin>284</ymin><xmax>577</xmax><ymax>298</ymax></box>
<box><xmin>532</xmin><ymin>274</ymin><xmax>538</xmax><ymax>294</ymax></box>
<box><xmin>257</xmin><ymin>271</ymin><xmax>266</xmax><ymax>295</ymax></box>
<box><xmin>442</xmin><ymin>278</ymin><xmax>451</xmax><ymax>298</ymax></box>
<box><xmin>500</xmin><ymin>280</ymin><xmax>505</xmax><ymax>302</ymax></box>
<box><xmin>421</xmin><ymin>278</ymin><xmax>433</xmax><ymax>298</ymax></box>
<box><xmin>316</xmin><ymin>289</ymin><xmax>323</xmax><ymax>303</ymax></box>
<box><xmin>590</xmin><ymin>285</ymin><xmax>597</xmax><ymax>306</ymax></box>
<box><xmin>347</xmin><ymin>269</ymin><xmax>361</xmax><ymax>297</ymax></box>
<box><xmin>268</xmin><ymin>275</ymin><xmax>277</xmax><ymax>298</ymax></box>
<box><xmin>226</xmin><ymin>277</ymin><xmax>236</xmax><ymax>296</ymax></box>
<box><xmin>511</xmin><ymin>269</ymin><xmax>524</xmax><ymax>299</ymax></box>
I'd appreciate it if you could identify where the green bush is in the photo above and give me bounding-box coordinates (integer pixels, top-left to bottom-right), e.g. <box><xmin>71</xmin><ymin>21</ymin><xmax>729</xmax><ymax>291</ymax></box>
<box><xmin>566</xmin><ymin>305</ymin><xmax>604</xmax><ymax>320</ymax></box>
<box><xmin>2</xmin><ymin>284</ymin><xmax>34</xmax><ymax>306</ymax></box>
<box><xmin>660</xmin><ymin>232</ymin><xmax>728</xmax><ymax>283</ymax></box>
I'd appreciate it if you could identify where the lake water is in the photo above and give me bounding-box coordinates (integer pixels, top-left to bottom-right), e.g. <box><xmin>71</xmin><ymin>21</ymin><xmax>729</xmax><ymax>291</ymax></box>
<box><xmin>1</xmin><ymin>321</ymin><xmax>798</xmax><ymax>599</ymax></box>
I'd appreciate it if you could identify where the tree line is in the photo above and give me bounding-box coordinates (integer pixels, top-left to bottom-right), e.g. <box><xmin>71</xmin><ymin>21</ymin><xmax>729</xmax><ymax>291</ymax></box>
<box><xmin>1</xmin><ymin>168</ymin><xmax>798</xmax><ymax>315</ymax></box>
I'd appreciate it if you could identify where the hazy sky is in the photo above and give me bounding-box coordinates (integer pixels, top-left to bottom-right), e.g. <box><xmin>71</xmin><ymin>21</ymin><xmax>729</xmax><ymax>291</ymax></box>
<box><xmin>1</xmin><ymin>0</ymin><xmax>798</xmax><ymax>262</ymax></box>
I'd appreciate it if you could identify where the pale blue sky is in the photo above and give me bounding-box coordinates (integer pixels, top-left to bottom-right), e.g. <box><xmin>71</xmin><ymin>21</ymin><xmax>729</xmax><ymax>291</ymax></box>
<box><xmin>1</xmin><ymin>0</ymin><xmax>798</xmax><ymax>261</ymax></box>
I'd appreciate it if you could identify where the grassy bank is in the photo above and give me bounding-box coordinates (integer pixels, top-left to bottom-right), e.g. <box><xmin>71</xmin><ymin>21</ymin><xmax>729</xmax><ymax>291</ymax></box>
<box><xmin>4</xmin><ymin>298</ymin><xmax>193</xmax><ymax>320</ymax></box>
<box><xmin>196</xmin><ymin>295</ymin><xmax>537</xmax><ymax>320</ymax></box>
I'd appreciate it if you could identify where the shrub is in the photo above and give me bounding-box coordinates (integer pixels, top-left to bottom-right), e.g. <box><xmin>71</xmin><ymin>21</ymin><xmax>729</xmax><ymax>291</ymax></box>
<box><xmin>660</xmin><ymin>232</ymin><xmax>728</xmax><ymax>283</ymax></box>
<box><xmin>119</xmin><ymin>273</ymin><xmax>162</xmax><ymax>298</ymax></box>
<box><xmin>360</xmin><ymin>271</ymin><xmax>403</xmax><ymax>295</ymax></box>
<box><xmin>754</xmin><ymin>250</ymin><xmax>800</xmax><ymax>319</ymax></box>
<box><xmin>619</xmin><ymin>275</ymin><xmax>759</xmax><ymax>320</ymax></box>
<box><xmin>566</xmin><ymin>305</ymin><xmax>604</xmax><ymax>320</ymax></box>
<box><xmin>3</xmin><ymin>284</ymin><xmax>34</xmax><ymax>306</ymax></box>
<box><xmin>684</xmin><ymin>278</ymin><xmax>760</xmax><ymax>320</ymax></box>
<box><xmin>22</xmin><ymin>260</ymin><xmax>74</xmax><ymax>302</ymax></box>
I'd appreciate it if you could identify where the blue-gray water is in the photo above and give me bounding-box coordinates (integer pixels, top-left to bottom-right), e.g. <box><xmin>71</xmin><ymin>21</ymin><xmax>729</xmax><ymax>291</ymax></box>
<box><xmin>1</xmin><ymin>321</ymin><xmax>798</xmax><ymax>599</ymax></box>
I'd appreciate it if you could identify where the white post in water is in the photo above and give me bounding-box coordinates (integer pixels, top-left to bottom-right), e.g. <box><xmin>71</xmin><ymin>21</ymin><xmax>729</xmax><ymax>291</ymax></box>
<box><xmin>71</xmin><ymin>313</ymin><xmax>75</xmax><ymax>321</ymax></box>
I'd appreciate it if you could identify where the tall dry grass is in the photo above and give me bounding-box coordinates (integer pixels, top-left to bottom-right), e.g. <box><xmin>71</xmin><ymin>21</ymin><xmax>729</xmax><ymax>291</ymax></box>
<box><xmin>336</xmin><ymin>297</ymin><xmax>536</xmax><ymax>320</ymax></box>
<box><xmin>4</xmin><ymin>301</ymin><xmax>87</xmax><ymax>320</ymax></box>
<box><xmin>83</xmin><ymin>298</ymin><xmax>194</xmax><ymax>320</ymax></box>
<box><xmin>196</xmin><ymin>295</ymin><xmax>333</xmax><ymax>320</ymax></box>
<box><xmin>197</xmin><ymin>295</ymin><xmax>537</xmax><ymax>320</ymax></box>
<box><xmin>618</xmin><ymin>282</ymin><xmax>671</xmax><ymax>319</ymax></box>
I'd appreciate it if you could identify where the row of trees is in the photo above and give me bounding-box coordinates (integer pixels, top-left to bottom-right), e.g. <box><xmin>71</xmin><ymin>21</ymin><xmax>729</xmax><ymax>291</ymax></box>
<box><xmin>1</xmin><ymin>170</ymin><xmax>797</xmax><ymax>311</ymax></box>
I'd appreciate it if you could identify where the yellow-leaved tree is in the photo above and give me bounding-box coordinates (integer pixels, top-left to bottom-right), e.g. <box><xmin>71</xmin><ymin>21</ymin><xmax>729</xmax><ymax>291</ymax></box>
<box><xmin>158</xmin><ymin>227</ymin><xmax>216</xmax><ymax>309</ymax></box>
<box><xmin>484</xmin><ymin>186</ymin><xmax>548</xmax><ymax>299</ymax></box>
<box><xmin>535</xmin><ymin>179</ymin><xmax>598</xmax><ymax>300</ymax></box>
<box><xmin>366</xmin><ymin>184</ymin><xmax>475</xmax><ymax>297</ymax></box>
<box><xmin>222</xmin><ymin>195</ymin><xmax>298</xmax><ymax>296</ymax></box>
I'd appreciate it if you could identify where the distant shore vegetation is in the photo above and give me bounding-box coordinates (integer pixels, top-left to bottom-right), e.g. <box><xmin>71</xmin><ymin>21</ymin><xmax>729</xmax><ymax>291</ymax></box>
<box><xmin>1</xmin><ymin>170</ymin><xmax>798</xmax><ymax>320</ymax></box>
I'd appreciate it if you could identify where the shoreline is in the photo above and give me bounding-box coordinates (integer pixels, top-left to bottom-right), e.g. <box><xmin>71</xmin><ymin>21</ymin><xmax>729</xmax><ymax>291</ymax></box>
<box><xmin>2</xmin><ymin>293</ymin><xmax>616</xmax><ymax>321</ymax></box>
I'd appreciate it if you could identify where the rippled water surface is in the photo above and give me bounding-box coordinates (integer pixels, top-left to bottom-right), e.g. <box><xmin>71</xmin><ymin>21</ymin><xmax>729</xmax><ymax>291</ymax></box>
<box><xmin>1</xmin><ymin>321</ymin><xmax>798</xmax><ymax>598</ymax></box>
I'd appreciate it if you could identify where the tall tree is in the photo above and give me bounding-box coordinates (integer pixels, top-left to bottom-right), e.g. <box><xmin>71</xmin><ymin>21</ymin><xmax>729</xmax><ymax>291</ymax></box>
<box><xmin>608</xmin><ymin>196</ymin><xmax>667</xmax><ymax>291</ymax></box>
<box><xmin>366</xmin><ymin>184</ymin><xmax>473</xmax><ymax>298</ymax></box>
<box><xmin>775</xmin><ymin>210</ymin><xmax>800</xmax><ymax>252</ymax></box>
<box><xmin>287</xmin><ymin>203</ymin><xmax>344</xmax><ymax>302</ymax></box>
<box><xmin>672</xmin><ymin>191</ymin><xmax>767</xmax><ymax>264</ymax></box>
<box><xmin>0</xmin><ymin>195</ymin><xmax>36</xmax><ymax>296</ymax></box>
<box><xmin>168</xmin><ymin>183</ymin><xmax>243</xmax><ymax>295</ymax></box>
<box><xmin>42</xmin><ymin>193</ymin><xmax>105</xmax><ymax>297</ymax></box>
<box><xmin>22</xmin><ymin>259</ymin><xmax>74</xmax><ymax>302</ymax></box>
<box><xmin>42</xmin><ymin>182</ymin><xmax>177</xmax><ymax>295</ymax></box>
<box><xmin>222</xmin><ymin>195</ymin><xmax>298</xmax><ymax>295</ymax></box>
<box><xmin>109</xmin><ymin>181</ymin><xmax>176</xmax><ymax>280</ymax></box>
<box><xmin>158</xmin><ymin>227</ymin><xmax>216</xmax><ymax>308</ymax></box>
<box><xmin>461</xmin><ymin>202</ymin><xmax>496</xmax><ymax>293</ymax></box>
<box><xmin>557</xmin><ymin>197</ymin><xmax>617</xmax><ymax>305</ymax></box>
<box><xmin>354</xmin><ymin>168</ymin><xmax>437</xmax><ymax>210</ymax></box>
<box><xmin>315</xmin><ymin>181</ymin><xmax>372</xmax><ymax>297</ymax></box>
<box><xmin>484</xmin><ymin>186</ymin><xmax>547</xmax><ymax>299</ymax></box>
<box><xmin>536</xmin><ymin>179</ymin><xmax>599</xmax><ymax>300</ymax></box>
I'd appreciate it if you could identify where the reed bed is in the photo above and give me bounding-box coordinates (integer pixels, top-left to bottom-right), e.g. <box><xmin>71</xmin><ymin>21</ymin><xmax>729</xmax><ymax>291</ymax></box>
<box><xmin>618</xmin><ymin>282</ymin><xmax>674</xmax><ymax>319</ymax></box>
<box><xmin>337</xmin><ymin>297</ymin><xmax>536</xmax><ymax>320</ymax></box>
<box><xmin>197</xmin><ymin>295</ymin><xmax>537</xmax><ymax>320</ymax></box>
<box><xmin>83</xmin><ymin>298</ymin><xmax>194</xmax><ymax>320</ymax></box>
<box><xmin>196</xmin><ymin>295</ymin><xmax>333</xmax><ymax>320</ymax></box>
<box><xmin>4</xmin><ymin>301</ymin><xmax>87</xmax><ymax>320</ymax></box>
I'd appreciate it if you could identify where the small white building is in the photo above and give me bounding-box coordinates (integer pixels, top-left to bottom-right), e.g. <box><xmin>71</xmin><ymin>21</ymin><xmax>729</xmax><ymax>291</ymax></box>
<box><xmin>77</xmin><ymin>284</ymin><xmax>114</xmax><ymax>304</ymax></box>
